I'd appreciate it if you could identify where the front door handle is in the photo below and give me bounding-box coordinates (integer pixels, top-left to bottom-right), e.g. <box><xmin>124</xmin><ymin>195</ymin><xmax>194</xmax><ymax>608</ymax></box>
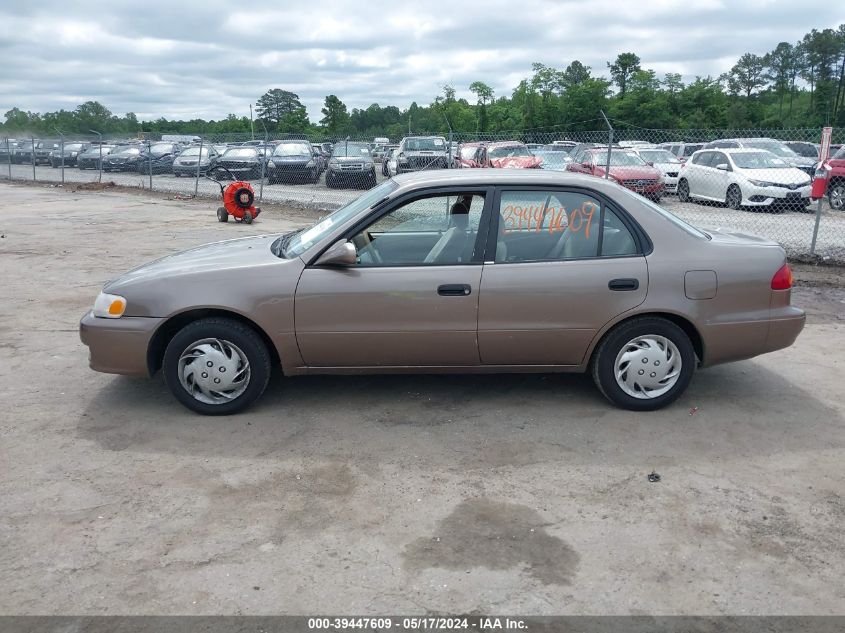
<box><xmin>608</xmin><ymin>278</ymin><xmax>639</xmax><ymax>291</ymax></box>
<box><xmin>438</xmin><ymin>284</ymin><xmax>472</xmax><ymax>296</ymax></box>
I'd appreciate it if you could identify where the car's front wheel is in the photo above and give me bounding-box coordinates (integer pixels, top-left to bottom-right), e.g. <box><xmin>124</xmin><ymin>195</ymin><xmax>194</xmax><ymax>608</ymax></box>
<box><xmin>163</xmin><ymin>317</ymin><xmax>271</xmax><ymax>415</ymax></box>
<box><xmin>591</xmin><ymin>317</ymin><xmax>696</xmax><ymax>411</ymax></box>
<box><xmin>829</xmin><ymin>181</ymin><xmax>845</xmax><ymax>210</ymax></box>
<box><xmin>726</xmin><ymin>184</ymin><xmax>742</xmax><ymax>210</ymax></box>
<box><xmin>677</xmin><ymin>179</ymin><xmax>690</xmax><ymax>202</ymax></box>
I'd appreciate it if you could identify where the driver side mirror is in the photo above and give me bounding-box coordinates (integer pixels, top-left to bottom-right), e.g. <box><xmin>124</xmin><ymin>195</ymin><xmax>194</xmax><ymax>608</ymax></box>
<box><xmin>315</xmin><ymin>240</ymin><xmax>357</xmax><ymax>266</ymax></box>
<box><xmin>715</xmin><ymin>163</ymin><xmax>729</xmax><ymax>171</ymax></box>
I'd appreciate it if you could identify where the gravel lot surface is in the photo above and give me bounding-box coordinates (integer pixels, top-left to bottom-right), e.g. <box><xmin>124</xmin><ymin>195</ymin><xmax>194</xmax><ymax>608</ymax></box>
<box><xmin>0</xmin><ymin>183</ymin><xmax>843</xmax><ymax>615</ymax></box>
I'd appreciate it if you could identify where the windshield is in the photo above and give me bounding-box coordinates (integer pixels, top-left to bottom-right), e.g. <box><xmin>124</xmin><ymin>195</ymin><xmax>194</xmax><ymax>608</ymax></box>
<box><xmin>64</xmin><ymin>143</ymin><xmax>86</xmax><ymax>152</ymax></box>
<box><xmin>742</xmin><ymin>141</ymin><xmax>797</xmax><ymax>158</ymax></box>
<box><xmin>731</xmin><ymin>152</ymin><xmax>789</xmax><ymax>169</ymax></box>
<box><xmin>115</xmin><ymin>147</ymin><xmax>141</xmax><ymax>156</ymax></box>
<box><xmin>459</xmin><ymin>146</ymin><xmax>478</xmax><ymax>160</ymax></box>
<box><xmin>274</xmin><ymin>143</ymin><xmax>311</xmax><ymax>157</ymax></box>
<box><xmin>84</xmin><ymin>146</ymin><xmax>114</xmax><ymax>154</ymax></box>
<box><xmin>638</xmin><ymin>150</ymin><xmax>680</xmax><ymax>164</ymax></box>
<box><xmin>180</xmin><ymin>147</ymin><xmax>211</xmax><ymax>157</ymax></box>
<box><xmin>593</xmin><ymin>151</ymin><xmax>646</xmax><ymax>166</ymax></box>
<box><xmin>404</xmin><ymin>137</ymin><xmax>445</xmax><ymax>151</ymax></box>
<box><xmin>148</xmin><ymin>144</ymin><xmax>174</xmax><ymax>156</ymax></box>
<box><xmin>488</xmin><ymin>145</ymin><xmax>531</xmax><ymax>159</ymax></box>
<box><xmin>332</xmin><ymin>143</ymin><xmax>370</xmax><ymax>158</ymax></box>
<box><xmin>223</xmin><ymin>148</ymin><xmax>257</xmax><ymax>158</ymax></box>
<box><xmin>276</xmin><ymin>180</ymin><xmax>399</xmax><ymax>259</ymax></box>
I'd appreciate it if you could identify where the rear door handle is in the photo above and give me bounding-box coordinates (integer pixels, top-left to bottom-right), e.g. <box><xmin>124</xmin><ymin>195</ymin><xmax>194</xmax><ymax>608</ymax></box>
<box><xmin>438</xmin><ymin>284</ymin><xmax>472</xmax><ymax>296</ymax></box>
<box><xmin>608</xmin><ymin>278</ymin><xmax>639</xmax><ymax>291</ymax></box>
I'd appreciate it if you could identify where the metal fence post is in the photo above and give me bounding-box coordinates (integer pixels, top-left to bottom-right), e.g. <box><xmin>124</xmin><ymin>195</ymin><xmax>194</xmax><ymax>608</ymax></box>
<box><xmin>194</xmin><ymin>137</ymin><xmax>203</xmax><ymax>197</ymax></box>
<box><xmin>31</xmin><ymin>135</ymin><xmax>36</xmax><ymax>181</ymax></box>
<box><xmin>5</xmin><ymin>138</ymin><xmax>11</xmax><ymax>180</ymax></box>
<box><xmin>90</xmin><ymin>130</ymin><xmax>102</xmax><ymax>183</ymax></box>
<box><xmin>147</xmin><ymin>140</ymin><xmax>153</xmax><ymax>190</ymax></box>
<box><xmin>259</xmin><ymin>131</ymin><xmax>267</xmax><ymax>203</ymax></box>
<box><xmin>809</xmin><ymin>197</ymin><xmax>823</xmax><ymax>256</ymax></box>
<box><xmin>600</xmin><ymin>110</ymin><xmax>613</xmax><ymax>179</ymax></box>
<box><xmin>55</xmin><ymin>129</ymin><xmax>65</xmax><ymax>185</ymax></box>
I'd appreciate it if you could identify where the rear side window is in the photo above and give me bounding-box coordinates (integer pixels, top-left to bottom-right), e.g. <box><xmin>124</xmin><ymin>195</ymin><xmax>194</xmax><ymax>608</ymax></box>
<box><xmin>494</xmin><ymin>190</ymin><xmax>637</xmax><ymax>262</ymax></box>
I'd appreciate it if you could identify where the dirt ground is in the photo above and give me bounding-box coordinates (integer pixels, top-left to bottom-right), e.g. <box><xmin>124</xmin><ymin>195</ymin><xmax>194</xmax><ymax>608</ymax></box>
<box><xmin>0</xmin><ymin>182</ymin><xmax>843</xmax><ymax>615</ymax></box>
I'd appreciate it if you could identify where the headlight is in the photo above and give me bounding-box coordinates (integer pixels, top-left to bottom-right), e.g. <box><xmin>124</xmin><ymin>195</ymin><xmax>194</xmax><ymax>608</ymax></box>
<box><xmin>92</xmin><ymin>292</ymin><xmax>126</xmax><ymax>318</ymax></box>
<box><xmin>306</xmin><ymin>159</ymin><xmax>315</xmax><ymax>167</ymax></box>
<box><xmin>748</xmin><ymin>179</ymin><xmax>776</xmax><ymax>187</ymax></box>
<box><xmin>268</xmin><ymin>160</ymin><xmax>276</xmax><ymax>168</ymax></box>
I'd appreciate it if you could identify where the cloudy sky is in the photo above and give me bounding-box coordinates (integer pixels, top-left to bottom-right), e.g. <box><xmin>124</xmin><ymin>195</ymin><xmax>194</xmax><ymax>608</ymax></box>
<box><xmin>2</xmin><ymin>0</ymin><xmax>844</xmax><ymax>122</ymax></box>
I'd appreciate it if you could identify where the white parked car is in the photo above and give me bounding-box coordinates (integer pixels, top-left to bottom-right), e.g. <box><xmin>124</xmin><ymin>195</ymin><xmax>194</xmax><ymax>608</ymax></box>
<box><xmin>629</xmin><ymin>147</ymin><xmax>683</xmax><ymax>193</ymax></box>
<box><xmin>677</xmin><ymin>148</ymin><xmax>812</xmax><ymax>212</ymax></box>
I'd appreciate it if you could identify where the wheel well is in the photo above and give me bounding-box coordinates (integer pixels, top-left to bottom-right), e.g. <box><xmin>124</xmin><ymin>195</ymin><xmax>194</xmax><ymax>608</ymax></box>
<box><xmin>591</xmin><ymin>312</ymin><xmax>704</xmax><ymax>366</ymax></box>
<box><xmin>146</xmin><ymin>308</ymin><xmax>280</xmax><ymax>375</ymax></box>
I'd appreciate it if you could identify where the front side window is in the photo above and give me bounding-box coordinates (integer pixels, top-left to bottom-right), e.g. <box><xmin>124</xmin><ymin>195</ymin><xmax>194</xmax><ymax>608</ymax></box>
<box><xmin>351</xmin><ymin>193</ymin><xmax>484</xmax><ymax>266</ymax></box>
<box><xmin>495</xmin><ymin>190</ymin><xmax>622</xmax><ymax>262</ymax></box>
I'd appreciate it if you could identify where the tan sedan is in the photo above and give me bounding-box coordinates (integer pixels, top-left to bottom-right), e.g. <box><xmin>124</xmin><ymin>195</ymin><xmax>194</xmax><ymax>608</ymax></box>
<box><xmin>79</xmin><ymin>170</ymin><xmax>805</xmax><ymax>415</ymax></box>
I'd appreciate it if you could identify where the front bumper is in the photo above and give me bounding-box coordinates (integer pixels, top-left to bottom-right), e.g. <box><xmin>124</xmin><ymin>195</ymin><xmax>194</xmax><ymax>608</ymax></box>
<box><xmin>79</xmin><ymin>310</ymin><xmax>164</xmax><ymax>377</ymax></box>
<box><xmin>742</xmin><ymin>183</ymin><xmax>811</xmax><ymax>207</ymax></box>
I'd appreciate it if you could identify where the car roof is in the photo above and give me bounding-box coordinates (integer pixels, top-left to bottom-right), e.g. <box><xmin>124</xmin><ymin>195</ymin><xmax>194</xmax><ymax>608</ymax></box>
<box><xmin>389</xmin><ymin>168</ymin><xmax>617</xmax><ymax>191</ymax></box>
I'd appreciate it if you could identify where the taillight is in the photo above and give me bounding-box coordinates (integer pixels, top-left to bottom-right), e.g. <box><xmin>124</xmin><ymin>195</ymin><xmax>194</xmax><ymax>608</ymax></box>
<box><xmin>771</xmin><ymin>263</ymin><xmax>793</xmax><ymax>290</ymax></box>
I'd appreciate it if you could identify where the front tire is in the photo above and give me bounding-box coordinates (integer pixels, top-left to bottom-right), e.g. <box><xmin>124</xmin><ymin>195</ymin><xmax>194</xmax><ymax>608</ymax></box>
<box><xmin>677</xmin><ymin>179</ymin><xmax>690</xmax><ymax>202</ymax></box>
<box><xmin>828</xmin><ymin>182</ymin><xmax>845</xmax><ymax>210</ymax></box>
<box><xmin>726</xmin><ymin>184</ymin><xmax>742</xmax><ymax>210</ymax></box>
<box><xmin>591</xmin><ymin>317</ymin><xmax>696</xmax><ymax>411</ymax></box>
<box><xmin>216</xmin><ymin>207</ymin><xmax>228</xmax><ymax>222</ymax></box>
<box><xmin>162</xmin><ymin>317</ymin><xmax>271</xmax><ymax>415</ymax></box>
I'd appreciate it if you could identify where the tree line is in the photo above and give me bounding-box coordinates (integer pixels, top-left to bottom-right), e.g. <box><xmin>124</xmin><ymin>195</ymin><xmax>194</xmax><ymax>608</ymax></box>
<box><xmin>3</xmin><ymin>23</ymin><xmax>845</xmax><ymax>140</ymax></box>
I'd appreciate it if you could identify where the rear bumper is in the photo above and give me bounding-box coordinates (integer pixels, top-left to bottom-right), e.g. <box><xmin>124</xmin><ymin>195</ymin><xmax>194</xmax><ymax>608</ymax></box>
<box><xmin>79</xmin><ymin>310</ymin><xmax>163</xmax><ymax>377</ymax></box>
<box><xmin>700</xmin><ymin>308</ymin><xmax>805</xmax><ymax>367</ymax></box>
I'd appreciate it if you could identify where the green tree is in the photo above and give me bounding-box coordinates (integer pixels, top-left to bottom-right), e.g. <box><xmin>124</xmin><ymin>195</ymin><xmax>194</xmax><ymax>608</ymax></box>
<box><xmin>320</xmin><ymin>95</ymin><xmax>350</xmax><ymax>135</ymax></box>
<box><xmin>255</xmin><ymin>89</ymin><xmax>306</xmax><ymax>129</ymax></box>
<box><xmin>607</xmin><ymin>53</ymin><xmax>641</xmax><ymax>99</ymax></box>
<box><xmin>469</xmin><ymin>81</ymin><xmax>494</xmax><ymax>133</ymax></box>
<box><xmin>727</xmin><ymin>53</ymin><xmax>767</xmax><ymax>98</ymax></box>
<box><xmin>562</xmin><ymin>60</ymin><xmax>591</xmax><ymax>88</ymax></box>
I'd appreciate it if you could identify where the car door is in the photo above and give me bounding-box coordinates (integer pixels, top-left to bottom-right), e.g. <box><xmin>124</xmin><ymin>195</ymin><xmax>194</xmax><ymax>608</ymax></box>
<box><xmin>708</xmin><ymin>151</ymin><xmax>731</xmax><ymax>200</ymax></box>
<box><xmin>686</xmin><ymin>151</ymin><xmax>713</xmax><ymax>198</ymax></box>
<box><xmin>294</xmin><ymin>188</ymin><xmax>493</xmax><ymax>367</ymax></box>
<box><xmin>477</xmin><ymin>187</ymin><xmax>648</xmax><ymax>366</ymax></box>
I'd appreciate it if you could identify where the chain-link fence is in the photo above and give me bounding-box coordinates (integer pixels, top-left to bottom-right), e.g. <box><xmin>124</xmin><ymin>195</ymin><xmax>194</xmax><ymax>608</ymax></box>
<box><xmin>2</xmin><ymin>128</ymin><xmax>844</xmax><ymax>263</ymax></box>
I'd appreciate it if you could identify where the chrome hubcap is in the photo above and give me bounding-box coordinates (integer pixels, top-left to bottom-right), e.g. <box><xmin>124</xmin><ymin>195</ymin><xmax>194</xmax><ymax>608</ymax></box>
<box><xmin>831</xmin><ymin>186</ymin><xmax>844</xmax><ymax>209</ymax></box>
<box><xmin>178</xmin><ymin>338</ymin><xmax>250</xmax><ymax>405</ymax></box>
<box><xmin>614</xmin><ymin>335</ymin><xmax>682</xmax><ymax>399</ymax></box>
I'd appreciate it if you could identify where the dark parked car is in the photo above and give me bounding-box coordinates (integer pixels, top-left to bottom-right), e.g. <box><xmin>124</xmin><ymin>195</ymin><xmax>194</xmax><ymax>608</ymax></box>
<box><xmin>0</xmin><ymin>139</ymin><xmax>23</xmax><ymax>162</ymax></box>
<box><xmin>783</xmin><ymin>141</ymin><xmax>820</xmax><ymax>159</ymax></box>
<box><xmin>103</xmin><ymin>146</ymin><xmax>144</xmax><ymax>172</ymax></box>
<box><xmin>33</xmin><ymin>141</ymin><xmax>59</xmax><ymax>165</ymax></box>
<box><xmin>216</xmin><ymin>147</ymin><xmax>266</xmax><ymax>180</ymax></box>
<box><xmin>172</xmin><ymin>146</ymin><xmax>220</xmax><ymax>177</ymax></box>
<box><xmin>50</xmin><ymin>142</ymin><xmax>92</xmax><ymax>167</ymax></box>
<box><xmin>267</xmin><ymin>141</ymin><xmax>321</xmax><ymax>183</ymax></box>
<box><xmin>78</xmin><ymin>145</ymin><xmax>117</xmax><ymax>170</ymax></box>
<box><xmin>325</xmin><ymin>141</ymin><xmax>377</xmax><ymax>188</ymax></box>
<box><xmin>137</xmin><ymin>143</ymin><xmax>182</xmax><ymax>175</ymax></box>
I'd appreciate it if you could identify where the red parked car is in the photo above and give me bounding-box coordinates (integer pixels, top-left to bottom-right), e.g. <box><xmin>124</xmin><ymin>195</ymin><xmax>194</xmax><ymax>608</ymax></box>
<box><xmin>567</xmin><ymin>147</ymin><xmax>665</xmax><ymax>201</ymax></box>
<box><xmin>821</xmin><ymin>146</ymin><xmax>845</xmax><ymax>210</ymax></box>
<box><xmin>457</xmin><ymin>141</ymin><xmax>543</xmax><ymax>169</ymax></box>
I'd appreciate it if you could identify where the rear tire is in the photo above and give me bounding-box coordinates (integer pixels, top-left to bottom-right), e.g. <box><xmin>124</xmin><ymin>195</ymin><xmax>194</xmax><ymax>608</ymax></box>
<box><xmin>591</xmin><ymin>317</ymin><xmax>696</xmax><ymax>411</ymax></box>
<box><xmin>677</xmin><ymin>179</ymin><xmax>690</xmax><ymax>202</ymax></box>
<box><xmin>162</xmin><ymin>317</ymin><xmax>271</xmax><ymax>415</ymax></box>
<box><xmin>216</xmin><ymin>207</ymin><xmax>228</xmax><ymax>222</ymax></box>
<box><xmin>242</xmin><ymin>211</ymin><xmax>253</xmax><ymax>224</ymax></box>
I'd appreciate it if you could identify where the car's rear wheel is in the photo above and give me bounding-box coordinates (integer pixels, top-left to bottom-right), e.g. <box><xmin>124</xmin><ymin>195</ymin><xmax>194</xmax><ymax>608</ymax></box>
<box><xmin>726</xmin><ymin>184</ymin><xmax>742</xmax><ymax>210</ymax></box>
<box><xmin>591</xmin><ymin>317</ymin><xmax>696</xmax><ymax>411</ymax></box>
<box><xmin>163</xmin><ymin>317</ymin><xmax>271</xmax><ymax>415</ymax></box>
<box><xmin>677</xmin><ymin>179</ymin><xmax>690</xmax><ymax>202</ymax></box>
